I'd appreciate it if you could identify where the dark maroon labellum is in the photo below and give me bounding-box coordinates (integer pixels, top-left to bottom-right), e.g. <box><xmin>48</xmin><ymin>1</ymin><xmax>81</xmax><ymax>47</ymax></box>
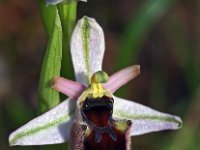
<box><xmin>81</xmin><ymin>96</ymin><xmax>132</xmax><ymax>150</ymax></box>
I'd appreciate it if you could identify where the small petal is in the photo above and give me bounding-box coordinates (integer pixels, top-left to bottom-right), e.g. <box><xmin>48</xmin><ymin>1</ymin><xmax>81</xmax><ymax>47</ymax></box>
<box><xmin>103</xmin><ymin>65</ymin><xmax>140</xmax><ymax>93</ymax></box>
<box><xmin>71</xmin><ymin>16</ymin><xmax>105</xmax><ymax>86</ymax></box>
<box><xmin>52</xmin><ymin>77</ymin><xmax>86</xmax><ymax>99</ymax></box>
<box><xmin>46</xmin><ymin>0</ymin><xmax>87</xmax><ymax>6</ymax></box>
<box><xmin>9</xmin><ymin>99</ymin><xmax>76</xmax><ymax>146</ymax></box>
<box><xmin>113</xmin><ymin>96</ymin><xmax>182</xmax><ymax>136</ymax></box>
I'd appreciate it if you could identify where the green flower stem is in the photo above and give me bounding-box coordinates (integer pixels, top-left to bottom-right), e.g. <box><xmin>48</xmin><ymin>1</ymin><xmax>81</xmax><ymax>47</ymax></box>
<box><xmin>58</xmin><ymin>3</ymin><xmax>77</xmax><ymax>81</ymax></box>
<box><xmin>38</xmin><ymin>0</ymin><xmax>57</xmax><ymax>37</ymax></box>
<box><xmin>58</xmin><ymin>3</ymin><xmax>77</xmax><ymax>38</ymax></box>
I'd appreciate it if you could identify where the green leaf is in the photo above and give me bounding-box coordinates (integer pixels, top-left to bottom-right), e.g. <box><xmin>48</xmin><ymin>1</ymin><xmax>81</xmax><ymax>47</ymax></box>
<box><xmin>38</xmin><ymin>10</ymin><xmax>62</xmax><ymax>113</ymax></box>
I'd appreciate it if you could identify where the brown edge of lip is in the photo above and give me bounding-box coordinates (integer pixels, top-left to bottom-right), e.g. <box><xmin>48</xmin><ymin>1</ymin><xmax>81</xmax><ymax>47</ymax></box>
<box><xmin>133</xmin><ymin>65</ymin><xmax>140</xmax><ymax>76</ymax></box>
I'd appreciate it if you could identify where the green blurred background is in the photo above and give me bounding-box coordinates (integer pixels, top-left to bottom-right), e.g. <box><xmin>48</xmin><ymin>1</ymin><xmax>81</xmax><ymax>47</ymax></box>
<box><xmin>0</xmin><ymin>0</ymin><xmax>200</xmax><ymax>149</ymax></box>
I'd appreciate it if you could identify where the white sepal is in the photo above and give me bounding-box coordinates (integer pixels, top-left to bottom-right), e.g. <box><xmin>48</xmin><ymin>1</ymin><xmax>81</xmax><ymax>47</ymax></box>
<box><xmin>9</xmin><ymin>99</ymin><xmax>76</xmax><ymax>146</ymax></box>
<box><xmin>71</xmin><ymin>16</ymin><xmax>105</xmax><ymax>86</ymax></box>
<box><xmin>113</xmin><ymin>96</ymin><xmax>182</xmax><ymax>136</ymax></box>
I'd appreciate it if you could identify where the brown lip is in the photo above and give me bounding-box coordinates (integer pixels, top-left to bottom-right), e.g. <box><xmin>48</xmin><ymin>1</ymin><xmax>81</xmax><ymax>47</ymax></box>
<box><xmin>81</xmin><ymin>96</ymin><xmax>114</xmax><ymax>127</ymax></box>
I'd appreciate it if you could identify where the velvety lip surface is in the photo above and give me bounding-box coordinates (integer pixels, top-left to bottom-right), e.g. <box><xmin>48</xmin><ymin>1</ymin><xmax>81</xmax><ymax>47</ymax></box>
<box><xmin>84</xmin><ymin>127</ymin><xmax>127</xmax><ymax>150</ymax></box>
<box><xmin>82</xmin><ymin>96</ymin><xmax>128</xmax><ymax>150</ymax></box>
<box><xmin>82</xmin><ymin>96</ymin><xmax>113</xmax><ymax>127</ymax></box>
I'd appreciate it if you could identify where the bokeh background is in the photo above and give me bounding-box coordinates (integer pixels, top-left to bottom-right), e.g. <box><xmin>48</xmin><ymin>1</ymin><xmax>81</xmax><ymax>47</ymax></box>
<box><xmin>1</xmin><ymin>0</ymin><xmax>200</xmax><ymax>149</ymax></box>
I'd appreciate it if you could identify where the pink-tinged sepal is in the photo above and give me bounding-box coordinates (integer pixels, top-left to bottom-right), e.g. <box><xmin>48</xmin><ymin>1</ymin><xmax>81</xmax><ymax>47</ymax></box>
<box><xmin>104</xmin><ymin>65</ymin><xmax>140</xmax><ymax>93</ymax></box>
<box><xmin>52</xmin><ymin>77</ymin><xmax>86</xmax><ymax>99</ymax></box>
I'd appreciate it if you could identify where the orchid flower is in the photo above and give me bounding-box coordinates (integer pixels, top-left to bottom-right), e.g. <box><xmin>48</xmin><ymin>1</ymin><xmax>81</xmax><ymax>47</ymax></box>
<box><xmin>9</xmin><ymin>16</ymin><xmax>182</xmax><ymax>149</ymax></box>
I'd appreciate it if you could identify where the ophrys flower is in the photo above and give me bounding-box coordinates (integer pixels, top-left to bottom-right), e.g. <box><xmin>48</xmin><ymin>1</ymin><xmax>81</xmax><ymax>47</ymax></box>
<box><xmin>9</xmin><ymin>16</ymin><xmax>182</xmax><ymax>149</ymax></box>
